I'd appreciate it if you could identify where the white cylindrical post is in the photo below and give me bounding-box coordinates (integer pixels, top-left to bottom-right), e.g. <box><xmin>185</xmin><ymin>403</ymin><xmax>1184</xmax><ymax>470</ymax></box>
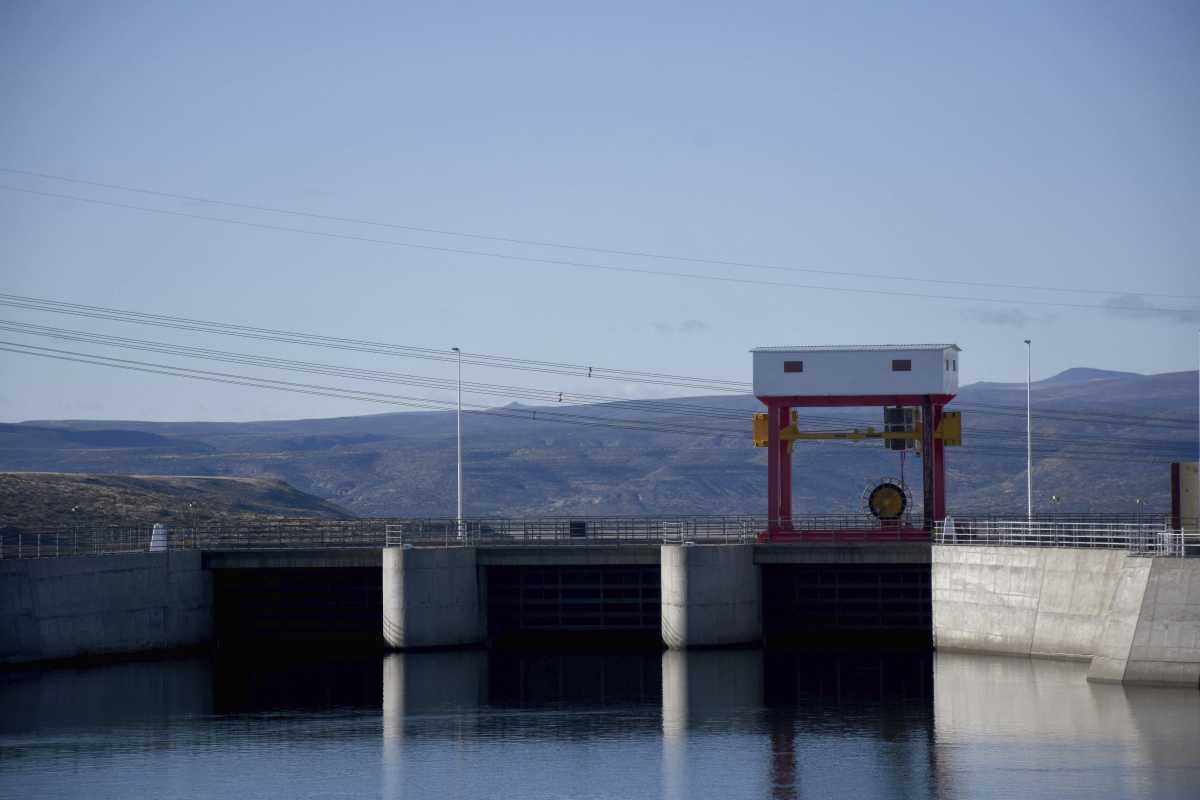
<box><xmin>1025</xmin><ymin>339</ymin><xmax>1032</xmax><ymax>521</ymax></box>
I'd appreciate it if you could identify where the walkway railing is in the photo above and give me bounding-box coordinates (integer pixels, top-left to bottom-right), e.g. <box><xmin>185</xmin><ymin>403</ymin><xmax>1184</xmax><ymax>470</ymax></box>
<box><xmin>5</xmin><ymin>514</ymin><xmax>1195</xmax><ymax>559</ymax></box>
<box><xmin>1</xmin><ymin>513</ymin><xmax>920</xmax><ymax>558</ymax></box>
<box><xmin>933</xmin><ymin>517</ymin><xmax>1199</xmax><ymax>558</ymax></box>
<box><xmin>383</xmin><ymin>516</ymin><xmax>767</xmax><ymax>547</ymax></box>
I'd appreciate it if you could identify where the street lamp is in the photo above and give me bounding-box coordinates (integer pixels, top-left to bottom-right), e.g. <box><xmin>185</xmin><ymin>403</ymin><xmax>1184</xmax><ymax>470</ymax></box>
<box><xmin>451</xmin><ymin>346</ymin><xmax>463</xmax><ymax>539</ymax></box>
<box><xmin>1024</xmin><ymin>339</ymin><xmax>1032</xmax><ymax>521</ymax></box>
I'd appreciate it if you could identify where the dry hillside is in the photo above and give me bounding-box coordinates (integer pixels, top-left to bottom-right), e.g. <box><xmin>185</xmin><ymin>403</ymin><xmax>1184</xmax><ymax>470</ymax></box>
<box><xmin>0</xmin><ymin>472</ymin><xmax>354</xmax><ymax>532</ymax></box>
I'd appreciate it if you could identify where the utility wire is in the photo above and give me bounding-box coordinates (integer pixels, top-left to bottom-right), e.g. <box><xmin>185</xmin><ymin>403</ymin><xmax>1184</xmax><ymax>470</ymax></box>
<box><xmin>0</xmin><ymin>293</ymin><xmax>748</xmax><ymax>392</ymax></box>
<box><xmin>0</xmin><ymin>342</ymin><xmax>750</xmax><ymax>439</ymax></box>
<box><xmin>3</xmin><ymin>166</ymin><xmax>1193</xmax><ymax>301</ymax></box>
<box><xmin>1</xmin><ymin>327</ymin><xmax>1190</xmax><ymax>459</ymax></box>
<box><xmin>2</xmin><ymin>293</ymin><xmax>1195</xmax><ymax>437</ymax></box>
<box><xmin>4</xmin><ymin>341</ymin><xmax>1184</xmax><ymax>464</ymax></box>
<box><xmin>3</xmin><ymin>184</ymin><xmax>1198</xmax><ymax>316</ymax></box>
<box><xmin>3</xmin><ymin>317</ymin><xmax>1192</xmax><ymax>450</ymax></box>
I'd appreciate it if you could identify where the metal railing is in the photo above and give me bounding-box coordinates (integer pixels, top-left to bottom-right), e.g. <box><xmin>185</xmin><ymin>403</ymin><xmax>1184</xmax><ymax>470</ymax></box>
<box><xmin>383</xmin><ymin>516</ymin><xmax>765</xmax><ymax>547</ymax></box>
<box><xmin>933</xmin><ymin>517</ymin><xmax>1200</xmax><ymax>557</ymax></box>
<box><xmin>5</xmin><ymin>514</ymin><xmax>1194</xmax><ymax>559</ymax></box>
<box><xmin>1</xmin><ymin>513</ymin><xmax>921</xmax><ymax>558</ymax></box>
<box><xmin>0</xmin><ymin>520</ymin><xmax>392</xmax><ymax>560</ymax></box>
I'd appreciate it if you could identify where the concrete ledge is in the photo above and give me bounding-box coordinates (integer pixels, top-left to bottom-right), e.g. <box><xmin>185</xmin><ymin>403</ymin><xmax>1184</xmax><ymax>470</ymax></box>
<box><xmin>202</xmin><ymin>549</ymin><xmax>383</xmax><ymax>570</ymax></box>
<box><xmin>754</xmin><ymin>542</ymin><xmax>930</xmax><ymax>565</ymax></box>
<box><xmin>477</xmin><ymin>545</ymin><xmax>661</xmax><ymax>566</ymax></box>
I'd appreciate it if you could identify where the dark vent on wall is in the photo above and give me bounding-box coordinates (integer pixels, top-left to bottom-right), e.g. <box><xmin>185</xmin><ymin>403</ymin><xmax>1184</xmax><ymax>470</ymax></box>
<box><xmin>891</xmin><ymin>359</ymin><xmax>912</xmax><ymax>372</ymax></box>
<box><xmin>784</xmin><ymin>361</ymin><xmax>804</xmax><ymax>373</ymax></box>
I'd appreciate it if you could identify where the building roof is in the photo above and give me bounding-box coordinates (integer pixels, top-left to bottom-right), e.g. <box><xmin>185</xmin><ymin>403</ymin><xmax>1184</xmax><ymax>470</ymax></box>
<box><xmin>751</xmin><ymin>343</ymin><xmax>961</xmax><ymax>353</ymax></box>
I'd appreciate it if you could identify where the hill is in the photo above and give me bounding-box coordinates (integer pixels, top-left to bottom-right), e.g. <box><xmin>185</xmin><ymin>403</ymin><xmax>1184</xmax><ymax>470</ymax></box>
<box><xmin>0</xmin><ymin>368</ymin><xmax>1195</xmax><ymax>520</ymax></box>
<box><xmin>0</xmin><ymin>472</ymin><xmax>354</xmax><ymax>532</ymax></box>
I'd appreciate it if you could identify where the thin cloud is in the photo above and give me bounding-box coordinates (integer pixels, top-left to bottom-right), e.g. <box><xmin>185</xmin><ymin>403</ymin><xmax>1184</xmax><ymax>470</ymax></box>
<box><xmin>653</xmin><ymin>319</ymin><xmax>711</xmax><ymax>336</ymax></box>
<box><xmin>961</xmin><ymin>307</ymin><xmax>1058</xmax><ymax>327</ymax></box>
<box><xmin>1104</xmin><ymin>294</ymin><xmax>1200</xmax><ymax>325</ymax></box>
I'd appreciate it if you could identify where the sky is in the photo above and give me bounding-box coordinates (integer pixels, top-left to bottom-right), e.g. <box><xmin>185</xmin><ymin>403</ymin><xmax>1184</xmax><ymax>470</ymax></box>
<box><xmin>1</xmin><ymin>0</ymin><xmax>1198</xmax><ymax>422</ymax></box>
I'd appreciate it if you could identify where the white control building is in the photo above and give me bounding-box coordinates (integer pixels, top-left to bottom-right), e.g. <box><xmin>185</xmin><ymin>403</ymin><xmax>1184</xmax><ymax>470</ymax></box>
<box><xmin>752</xmin><ymin>344</ymin><xmax>961</xmax><ymax>398</ymax></box>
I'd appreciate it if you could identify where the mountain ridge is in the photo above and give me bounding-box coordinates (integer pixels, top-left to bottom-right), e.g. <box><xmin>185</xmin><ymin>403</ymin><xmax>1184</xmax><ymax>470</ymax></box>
<box><xmin>0</xmin><ymin>368</ymin><xmax>1194</xmax><ymax>520</ymax></box>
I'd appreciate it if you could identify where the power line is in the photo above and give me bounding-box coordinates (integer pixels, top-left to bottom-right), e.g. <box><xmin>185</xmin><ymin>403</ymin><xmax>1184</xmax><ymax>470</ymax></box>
<box><xmin>3</xmin><ymin>165</ymin><xmax>1193</xmax><ymax>301</ymax></box>
<box><xmin>6</xmin><ymin>341</ymin><xmax>1187</xmax><ymax>465</ymax></box>
<box><xmin>0</xmin><ymin>293</ymin><xmax>749</xmax><ymax>392</ymax></box>
<box><xmin>2</xmin><ymin>329</ymin><xmax>1191</xmax><ymax>461</ymax></box>
<box><xmin>2</xmin><ymin>292</ymin><xmax>1195</xmax><ymax>440</ymax></box>
<box><xmin>0</xmin><ymin>342</ymin><xmax>748</xmax><ymax>439</ymax></box>
<box><xmin>0</xmin><ymin>319</ymin><xmax>756</xmax><ymax>428</ymax></box>
<box><xmin>4</xmin><ymin>184</ymin><xmax>1198</xmax><ymax>316</ymax></box>
<box><xmin>4</xmin><ymin>317</ymin><xmax>1189</xmax><ymax>453</ymax></box>
<box><xmin>955</xmin><ymin>401</ymin><xmax>1197</xmax><ymax>429</ymax></box>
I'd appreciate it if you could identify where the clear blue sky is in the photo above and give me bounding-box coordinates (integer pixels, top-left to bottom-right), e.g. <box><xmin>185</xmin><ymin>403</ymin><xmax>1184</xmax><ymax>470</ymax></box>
<box><xmin>1</xmin><ymin>1</ymin><xmax>1197</xmax><ymax>421</ymax></box>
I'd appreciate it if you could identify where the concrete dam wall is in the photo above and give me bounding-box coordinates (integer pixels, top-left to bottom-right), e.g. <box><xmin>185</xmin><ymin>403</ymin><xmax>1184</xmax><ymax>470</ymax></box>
<box><xmin>0</xmin><ymin>552</ymin><xmax>213</xmax><ymax>665</ymax></box>
<box><xmin>933</xmin><ymin>546</ymin><xmax>1200</xmax><ymax>686</ymax></box>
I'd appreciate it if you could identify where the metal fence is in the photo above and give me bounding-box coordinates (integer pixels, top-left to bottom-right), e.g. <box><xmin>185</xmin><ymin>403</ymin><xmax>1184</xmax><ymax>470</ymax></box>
<box><xmin>383</xmin><ymin>516</ymin><xmax>766</xmax><ymax>547</ymax></box>
<box><xmin>4</xmin><ymin>514</ymin><xmax>1196</xmax><ymax>559</ymax></box>
<box><xmin>0</xmin><ymin>513</ymin><xmax>916</xmax><ymax>558</ymax></box>
<box><xmin>933</xmin><ymin>517</ymin><xmax>1200</xmax><ymax>557</ymax></box>
<box><xmin>0</xmin><ymin>520</ymin><xmax>393</xmax><ymax>560</ymax></box>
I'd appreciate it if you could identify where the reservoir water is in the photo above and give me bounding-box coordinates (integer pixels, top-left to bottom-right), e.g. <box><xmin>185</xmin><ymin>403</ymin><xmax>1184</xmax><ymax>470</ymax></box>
<box><xmin>1</xmin><ymin>649</ymin><xmax>1197</xmax><ymax>799</ymax></box>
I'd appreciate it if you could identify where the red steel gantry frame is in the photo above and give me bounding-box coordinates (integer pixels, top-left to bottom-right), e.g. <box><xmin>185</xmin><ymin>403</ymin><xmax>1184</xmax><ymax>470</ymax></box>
<box><xmin>759</xmin><ymin>393</ymin><xmax>955</xmax><ymax>540</ymax></box>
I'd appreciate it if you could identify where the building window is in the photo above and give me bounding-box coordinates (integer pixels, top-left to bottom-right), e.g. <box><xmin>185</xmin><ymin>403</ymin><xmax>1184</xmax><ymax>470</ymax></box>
<box><xmin>892</xmin><ymin>359</ymin><xmax>912</xmax><ymax>372</ymax></box>
<box><xmin>953</xmin><ymin>359</ymin><xmax>957</xmax><ymax>371</ymax></box>
<box><xmin>945</xmin><ymin>359</ymin><xmax>950</xmax><ymax>370</ymax></box>
<box><xmin>784</xmin><ymin>360</ymin><xmax>803</xmax><ymax>373</ymax></box>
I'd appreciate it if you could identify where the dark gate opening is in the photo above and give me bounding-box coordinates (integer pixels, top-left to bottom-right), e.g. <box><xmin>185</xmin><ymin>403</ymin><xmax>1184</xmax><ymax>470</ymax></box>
<box><xmin>761</xmin><ymin>563</ymin><xmax>931</xmax><ymax>648</ymax></box>
<box><xmin>486</xmin><ymin>564</ymin><xmax>661</xmax><ymax>646</ymax></box>
<box><xmin>212</xmin><ymin>567</ymin><xmax>382</xmax><ymax>650</ymax></box>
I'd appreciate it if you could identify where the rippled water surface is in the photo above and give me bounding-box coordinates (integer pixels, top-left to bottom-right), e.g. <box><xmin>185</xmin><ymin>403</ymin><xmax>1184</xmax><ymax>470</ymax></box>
<box><xmin>1</xmin><ymin>649</ymin><xmax>1197</xmax><ymax>799</ymax></box>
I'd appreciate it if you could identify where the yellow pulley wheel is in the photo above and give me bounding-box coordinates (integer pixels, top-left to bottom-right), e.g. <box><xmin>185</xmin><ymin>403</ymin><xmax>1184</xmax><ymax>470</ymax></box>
<box><xmin>867</xmin><ymin>482</ymin><xmax>907</xmax><ymax>520</ymax></box>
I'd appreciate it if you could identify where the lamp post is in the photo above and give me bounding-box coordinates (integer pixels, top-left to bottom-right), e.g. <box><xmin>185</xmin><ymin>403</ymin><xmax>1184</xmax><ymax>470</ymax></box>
<box><xmin>1024</xmin><ymin>339</ymin><xmax>1032</xmax><ymax>521</ymax></box>
<box><xmin>451</xmin><ymin>346</ymin><xmax>463</xmax><ymax>539</ymax></box>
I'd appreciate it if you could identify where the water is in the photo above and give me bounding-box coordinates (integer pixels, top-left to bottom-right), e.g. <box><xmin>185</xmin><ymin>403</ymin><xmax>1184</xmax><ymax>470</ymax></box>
<box><xmin>1</xmin><ymin>649</ymin><xmax>1197</xmax><ymax>800</ymax></box>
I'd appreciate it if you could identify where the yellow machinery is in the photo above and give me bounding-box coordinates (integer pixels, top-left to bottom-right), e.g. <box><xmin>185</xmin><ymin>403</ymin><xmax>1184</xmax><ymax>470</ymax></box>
<box><xmin>753</xmin><ymin>410</ymin><xmax>961</xmax><ymax>449</ymax></box>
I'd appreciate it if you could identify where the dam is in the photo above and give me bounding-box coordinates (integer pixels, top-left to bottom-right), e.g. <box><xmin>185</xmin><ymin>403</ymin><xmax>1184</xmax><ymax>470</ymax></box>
<box><xmin>2</xmin><ymin>517</ymin><xmax>1197</xmax><ymax>687</ymax></box>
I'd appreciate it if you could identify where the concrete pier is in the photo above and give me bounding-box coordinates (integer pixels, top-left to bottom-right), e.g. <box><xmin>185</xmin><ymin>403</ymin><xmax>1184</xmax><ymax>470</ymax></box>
<box><xmin>382</xmin><ymin>546</ymin><xmax>483</xmax><ymax>649</ymax></box>
<box><xmin>660</xmin><ymin>544</ymin><xmax>761</xmax><ymax>648</ymax></box>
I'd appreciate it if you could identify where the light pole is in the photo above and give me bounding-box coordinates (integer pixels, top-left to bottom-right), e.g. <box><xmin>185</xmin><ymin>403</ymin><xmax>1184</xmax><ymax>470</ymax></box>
<box><xmin>1025</xmin><ymin>339</ymin><xmax>1032</xmax><ymax>521</ymax></box>
<box><xmin>452</xmin><ymin>346</ymin><xmax>463</xmax><ymax>538</ymax></box>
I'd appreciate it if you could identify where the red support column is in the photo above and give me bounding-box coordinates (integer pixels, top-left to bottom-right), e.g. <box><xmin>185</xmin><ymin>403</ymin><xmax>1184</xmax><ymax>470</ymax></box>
<box><xmin>931</xmin><ymin>403</ymin><xmax>946</xmax><ymax>523</ymax></box>
<box><xmin>767</xmin><ymin>402</ymin><xmax>781</xmax><ymax>537</ymax></box>
<box><xmin>777</xmin><ymin>405</ymin><xmax>793</xmax><ymax>531</ymax></box>
<box><xmin>921</xmin><ymin>397</ymin><xmax>935</xmax><ymax>532</ymax></box>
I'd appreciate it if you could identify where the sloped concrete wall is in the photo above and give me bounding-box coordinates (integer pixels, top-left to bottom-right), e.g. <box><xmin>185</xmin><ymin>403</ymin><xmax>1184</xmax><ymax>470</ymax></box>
<box><xmin>661</xmin><ymin>544</ymin><xmax>760</xmax><ymax>648</ymax></box>
<box><xmin>934</xmin><ymin>545</ymin><xmax>1200</xmax><ymax>687</ymax></box>
<box><xmin>382</xmin><ymin>546</ymin><xmax>483</xmax><ymax>649</ymax></box>
<box><xmin>933</xmin><ymin>546</ymin><xmax>1127</xmax><ymax>659</ymax></box>
<box><xmin>1086</xmin><ymin>559</ymin><xmax>1153</xmax><ymax>682</ymax></box>
<box><xmin>0</xmin><ymin>552</ymin><xmax>213</xmax><ymax>664</ymax></box>
<box><xmin>1091</xmin><ymin>559</ymin><xmax>1200</xmax><ymax>686</ymax></box>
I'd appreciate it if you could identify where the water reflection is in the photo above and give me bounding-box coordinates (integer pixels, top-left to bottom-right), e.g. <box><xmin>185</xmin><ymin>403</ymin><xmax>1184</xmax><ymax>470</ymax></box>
<box><xmin>1</xmin><ymin>648</ymin><xmax>1197</xmax><ymax>800</ymax></box>
<box><xmin>933</xmin><ymin>652</ymin><xmax>1200</xmax><ymax>799</ymax></box>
